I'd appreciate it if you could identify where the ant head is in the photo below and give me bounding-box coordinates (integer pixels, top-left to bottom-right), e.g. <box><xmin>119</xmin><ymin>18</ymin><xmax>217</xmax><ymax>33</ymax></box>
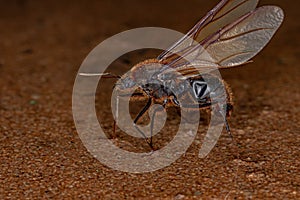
<box><xmin>117</xmin><ymin>75</ymin><xmax>136</xmax><ymax>90</ymax></box>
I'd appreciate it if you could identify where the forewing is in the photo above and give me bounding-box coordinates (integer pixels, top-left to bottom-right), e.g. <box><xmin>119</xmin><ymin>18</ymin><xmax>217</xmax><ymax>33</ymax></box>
<box><xmin>158</xmin><ymin>0</ymin><xmax>259</xmax><ymax>62</ymax></box>
<box><xmin>198</xmin><ymin>6</ymin><xmax>284</xmax><ymax>67</ymax></box>
<box><xmin>161</xmin><ymin>6</ymin><xmax>284</xmax><ymax>79</ymax></box>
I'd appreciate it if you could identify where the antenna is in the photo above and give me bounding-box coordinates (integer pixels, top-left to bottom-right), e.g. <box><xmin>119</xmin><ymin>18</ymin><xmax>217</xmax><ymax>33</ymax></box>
<box><xmin>78</xmin><ymin>72</ymin><xmax>121</xmax><ymax>79</ymax></box>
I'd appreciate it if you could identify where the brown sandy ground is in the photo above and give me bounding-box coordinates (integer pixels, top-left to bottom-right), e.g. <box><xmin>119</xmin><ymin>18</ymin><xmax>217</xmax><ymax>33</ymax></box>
<box><xmin>0</xmin><ymin>0</ymin><xmax>299</xmax><ymax>199</ymax></box>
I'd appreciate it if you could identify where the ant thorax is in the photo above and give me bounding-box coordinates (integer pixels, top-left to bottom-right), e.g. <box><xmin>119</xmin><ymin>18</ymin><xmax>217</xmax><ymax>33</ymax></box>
<box><xmin>115</xmin><ymin>59</ymin><xmax>188</xmax><ymax>102</ymax></box>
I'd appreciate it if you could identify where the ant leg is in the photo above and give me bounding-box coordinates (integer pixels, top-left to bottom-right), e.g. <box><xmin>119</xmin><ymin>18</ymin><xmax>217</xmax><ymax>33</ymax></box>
<box><xmin>149</xmin><ymin>100</ymin><xmax>167</xmax><ymax>147</ymax></box>
<box><xmin>217</xmin><ymin>103</ymin><xmax>233</xmax><ymax>139</ymax></box>
<box><xmin>112</xmin><ymin>95</ymin><xmax>120</xmax><ymax>138</ymax></box>
<box><xmin>113</xmin><ymin>93</ymin><xmax>138</xmax><ymax>136</ymax></box>
<box><xmin>223</xmin><ymin>104</ymin><xmax>233</xmax><ymax>139</ymax></box>
<box><xmin>225</xmin><ymin>118</ymin><xmax>233</xmax><ymax>139</ymax></box>
<box><xmin>133</xmin><ymin>98</ymin><xmax>153</xmax><ymax>148</ymax></box>
<box><xmin>133</xmin><ymin>98</ymin><xmax>152</xmax><ymax>124</ymax></box>
<box><xmin>113</xmin><ymin>121</ymin><xmax>116</xmax><ymax>138</ymax></box>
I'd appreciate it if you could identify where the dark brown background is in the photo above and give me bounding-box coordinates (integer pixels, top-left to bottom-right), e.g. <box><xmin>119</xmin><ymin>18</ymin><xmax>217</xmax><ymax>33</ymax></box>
<box><xmin>0</xmin><ymin>0</ymin><xmax>299</xmax><ymax>199</ymax></box>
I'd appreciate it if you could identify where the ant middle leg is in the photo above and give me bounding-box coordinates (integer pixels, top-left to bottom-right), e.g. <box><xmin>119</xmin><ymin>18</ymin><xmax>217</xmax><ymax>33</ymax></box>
<box><xmin>133</xmin><ymin>97</ymin><xmax>154</xmax><ymax>149</ymax></box>
<box><xmin>149</xmin><ymin>100</ymin><xmax>167</xmax><ymax>148</ymax></box>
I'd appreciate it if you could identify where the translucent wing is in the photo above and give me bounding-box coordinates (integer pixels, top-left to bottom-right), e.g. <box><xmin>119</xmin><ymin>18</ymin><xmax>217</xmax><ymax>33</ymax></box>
<box><xmin>158</xmin><ymin>0</ymin><xmax>259</xmax><ymax>63</ymax></box>
<box><xmin>159</xmin><ymin>6</ymin><xmax>284</xmax><ymax>78</ymax></box>
<box><xmin>200</xmin><ymin>6</ymin><xmax>284</xmax><ymax>67</ymax></box>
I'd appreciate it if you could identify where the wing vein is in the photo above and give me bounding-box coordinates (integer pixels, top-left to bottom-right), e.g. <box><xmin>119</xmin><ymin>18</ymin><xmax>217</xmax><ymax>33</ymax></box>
<box><xmin>218</xmin><ymin>50</ymin><xmax>254</xmax><ymax>64</ymax></box>
<box><xmin>219</xmin><ymin>27</ymin><xmax>274</xmax><ymax>42</ymax></box>
<box><xmin>212</xmin><ymin>0</ymin><xmax>251</xmax><ymax>22</ymax></box>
